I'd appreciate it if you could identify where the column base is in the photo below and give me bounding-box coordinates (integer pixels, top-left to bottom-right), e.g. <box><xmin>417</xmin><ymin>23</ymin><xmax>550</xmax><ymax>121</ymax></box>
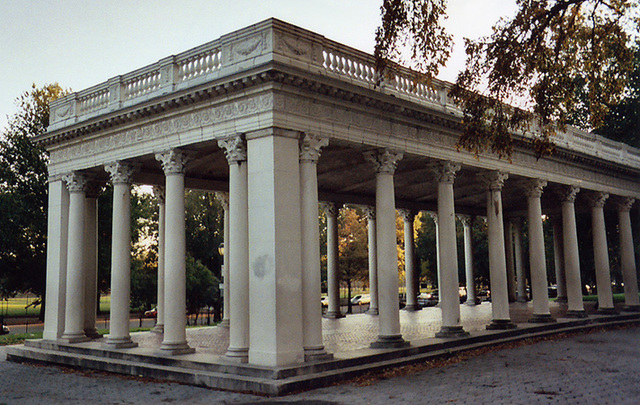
<box><xmin>556</xmin><ymin>296</ymin><xmax>568</xmax><ymax>304</ymax></box>
<box><xmin>528</xmin><ymin>314</ymin><xmax>556</xmax><ymax>324</ymax></box>
<box><xmin>324</xmin><ymin>311</ymin><xmax>345</xmax><ymax>319</ymax></box>
<box><xmin>160</xmin><ymin>341</ymin><xmax>194</xmax><ymax>355</ymax></box>
<box><xmin>465</xmin><ymin>299</ymin><xmax>479</xmax><ymax>306</ymax></box>
<box><xmin>597</xmin><ymin>307</ymin><xmax>618</xmax><ymax>315</ymax></box>
<box><xmin>402</xmin><ymin>304</ymin><xmax>421</xmax><ymax>312</ymax></box>
<box><xmin>225</xmin><ymin>347</ymin><xmax>249</xmax><ymax>363</ymax></box>
<box><xmin>365</xmin><ymin>308</ymin><xmax>379</xmax><ymax>315</ymax></box>
<box><xmin>623</xmin><ymin>305</ymin><xmax>640</xmax><ymax>312</ymax></box>
<box><xmin>486</xmin><ymin>320</ymin><xmax>517</xmax><ymax>330</ymax></box>
<box><xmin>516</xmin><ymin>297</ymin><xmax>527</xmax><ymax>303</ymax></box>
<box><xmin>104</xmin><ymin>336</ymin><xmax>138</xmax><ymax>349</ymax></box>
<box><xmin>218</xmin><ymin>318</ymin><xmax>230</xmax><ymax>328</ymax></box>
<box><xmin>303</xmin><ymin>346</ymin><xmax>334</xmax><ymax>362</ymax></box>
<box><xmin>435</xmin><ymin>326</ymin><xmax>470</xmax><ymax>339</ymax></box>
<box><xmin>60</xmin><ymin>332</ymin><xmax>91</xmax><ymax>344</ymax></box>
<box><xmin>565</xmin><ymin>310</ymin><xmax>588</xmax><ymax>318</ymax></box>
<box><xmin>84</xmin><ymin>328</ymin><xmax>102</xmax><ymax>339</ymax></box>
<box><xmin>151</xmin><ymin>324</ymin><xmax>164</xmax><ymax>334</ymax></box>
<box><xmin>370</xmin><ymin>334</ymin><xmax>410</xmax><ymax>349</ymax></box>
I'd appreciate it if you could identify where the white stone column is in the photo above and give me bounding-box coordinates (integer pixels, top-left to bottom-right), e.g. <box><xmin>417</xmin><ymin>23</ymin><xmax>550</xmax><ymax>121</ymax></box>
<box><xmin>523</xmin><ymin>179</ymin><xmax>555</xmax><ymax>323</ymax></box>
<box><xmin>299</xmin><ymin>134</ymin><xmax>332</xmax><ymax>361</ymax></box>
<box><xmin>459</xmin><ymin>215</ymin><xmax>477</xmax><ymax>305</ymax></box>
<box><xmin>218</xmin><ymin>136</ymin><xmax>249</xmax><ymax>361</ymax></box>
<box><xmin>43</xmin><ymin>179</ymin><xmax>70</xmax><ymax>341</ymax></box>
<box><xmin>247</xmin><ymin>128</ymin><xmax>304</xmax><ymax>366</ymax></box>
<box><xmin>216</xmin><ymin>192</ymin><xmax>231</xmax><ymax>327</ymax></box>
<box><xmin>83</xmin><ymin>183</ymin><xmax>101</xmax><ymax>339</ymax></box>
<box><xmin>504</xmin><ymin>220</ymin><xmax>517</xmax><ymax>302</ymax></box>
<box><xmin>551</xmin><ymin>217</ymin><xmax>567</xmax><ymax>303</ymax></box>
<box><xmin>363</xmin><ymin>206</ymin><xmax>379</xmax><ymax>315</ymax></box>
<box><xmin>103</xmin><ymin>162</ymin><xmax>137</xmax><ymax>348</ymax></box>
<box><xmin>365</xmin><ymin>149</ymin><xmax>409</xmax><ymax>348</ymax></box>
<box><xmin>61</xmin><ymin>172</ymin><xmax>90</xmax><ymax>343</ymax></box>
<box><xmin>588</xmin><ymin>192</ymin><xmax>616</xmax><ymax>314</ymax></box>
<box><xmin>432</xmin><ymin>162</ymin><xmax>469</xmax><ymax>338</ymax></box>
<box><xmin>399</xmin><ymin>209</ymin><xmax>419</xmax><ymax>311</ymax></box>
<box><xmin>617</xmin><ymin>197</ymin><xmax>640</xmax><ymax>311</ymax></box>
<box><xmin>428</xmin><ymin>212</ymin><xmax>441</xmax><ymax>298</ymax></box>
<box><xmin>481</xmin><ymin>171</ymin><xmax>516</xmax><ymax>329</ymax></box>
<box><xmin>321</xmin><ymin>201</ymin><xmax>343</xmax><ymax>319</ymax></box>
<box><xmin>558</xmin><ymin>186</ymin><xmax>586</xmax><ymax>317</ymax></box>
<box><xmin>152</xmin><ymin>186</ymin><xmax>166</xmax><ymax>334</ymax></box>
<box><xmin>155</xmin><ymin>150</ymin><xmax>193</xmax><ymax>354</ymax></box>
<box><xmin>513</xmin><ymin>219</ymin><xmax>527</xmax><ymax>302</ymax></box>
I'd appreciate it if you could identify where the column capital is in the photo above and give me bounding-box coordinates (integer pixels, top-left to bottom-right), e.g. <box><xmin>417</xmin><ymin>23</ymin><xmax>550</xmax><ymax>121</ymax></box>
<box><xmin>478</xmin><ymin>171</ymin><xmax>508</xmax><ymax>190</ymax></box>
<box><xmin>398</xmin><ymin>209</ymin><xmax>415</xmax><ymax>222</ymax></box>
<box><xmin>457</xmin><ymin>215</ymin><xmax>472</xmax><ymax>227</ymax></box>
<box><xmin>320</xmin><ymin>201</ymin><xmax>338</xmax><ymax>216</ymax></box>
<box><xmin>615</xmin><ymin>196</ymin><xmax>635</xmax><ymax>212</ymax></box>
<box><xmin>362</xmin><ymin>205</ymin><xmax>376</xmax><ymax>221</ymax></box>
<box><xmin>364</xmin><ymin>149</ymin><xmax>403</xmax><ymax>175</ymax></box>
<box><xmin>63</xmin><ymin>172</ymin><xmax>89</xmax><ymax>193</ymax></box>
<box><xmin>557</xmin><ymin>185</ymin><xmax>580</xmax><ymax>203</ymax></box>
<box><xmin>218</xmin><ymin>135</ymin><xmax>247</xmax><ymax>164</ymax></box>
<box><xmin>522</xmin><ymin>178</ymin><xmax>547</xmax><ymax>198</ymax></box>
<box><xmin>587</xmin><ymin>191</ymin><xmax>609</xmax><ymax>208</ymax></box>
<box><xmin>299</xmin><ymin>134</ymin><xmax>329</xmax><ymax>163</ymax></box>
<box><xmin>215</xmin><ymin>191</ymin><xmax>230</xmax><ymax>210</ymax></box>
<box><xmin>431</xmin><ymin>161</ymin><xmax>461</xmax><ymax>184</ymax></box>
<box><xmin>428</xmin><ymin>212</ymin><xmax>438</xmax><ymax>224</ymax></box>
<box><xmin>153</xmin><ymin>186</ymin><xmax>166</xmax><ymax>204</ymax></box>
<box><xmin>155</xmin><ymin>149</ymin><xmax>189</xmax><ymax>174</ymax></box>
<box><xmin>104</xmin><ymin>162</ymin><xmax>136</xmax><ymax>184</ymax></box>
<box><xmin>84</xmin><ymin>181</ymin><xmax>104</xmax><ymax>199</ymax></box>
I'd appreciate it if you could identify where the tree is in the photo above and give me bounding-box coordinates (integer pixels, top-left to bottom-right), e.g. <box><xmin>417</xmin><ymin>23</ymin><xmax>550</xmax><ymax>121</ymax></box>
<box><xmin>185</xmin><ymin>254</ymin><xmax>219</xmax><ymax>325</ymax></box>
<box><xmin>375</xmin><ymin>0</ymin><xmax>639</xmax><ymax>159</ymax></box>
<box><xmin>184</xmin><ymin>190</ymin><xmax>224</xmax><ymax>321</ymax></box>
<box><xmin>0</xmin><ymin>83</ymin><xmax>68</xmax><ymax>317</ymax></box>
<box><xmin>338</xmin><ymin>207</ymin><xmax>369</xmax><ymax>313</ymax></box>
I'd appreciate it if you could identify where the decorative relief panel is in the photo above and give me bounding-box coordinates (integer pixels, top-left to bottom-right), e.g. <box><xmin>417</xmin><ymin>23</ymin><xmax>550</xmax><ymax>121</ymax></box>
<box><xmin>226</xmin><ymin>32</ymin><xmax>270</xmax><ymax>64</ymax></box>
<box><xmin>49</xmin><ymin>94</ymin><xmax>272</xmax><ymax>165</ymax></box>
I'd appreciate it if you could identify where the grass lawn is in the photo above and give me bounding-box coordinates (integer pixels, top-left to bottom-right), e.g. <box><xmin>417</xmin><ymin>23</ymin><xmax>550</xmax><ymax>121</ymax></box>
<box><xmin>0</xmin><ymin>331</ymin><xmax>43</xmax><ymax>346</ymax></box>
<box><xmin>0</xmin><ymin>297</ymin><xmax>41</xmax><ymax>317</ymax></box>
<box><xmin>582</xmin><ymin>293</ymin><xmax>637</xmax><ymax>303</ymax></box>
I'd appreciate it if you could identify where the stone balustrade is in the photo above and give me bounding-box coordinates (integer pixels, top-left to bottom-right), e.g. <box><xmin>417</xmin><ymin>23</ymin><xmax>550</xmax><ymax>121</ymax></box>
<box><xmin>47</xmin><ymin>18</ymin><xmax>640</xmax><ymax>169</ymax></box>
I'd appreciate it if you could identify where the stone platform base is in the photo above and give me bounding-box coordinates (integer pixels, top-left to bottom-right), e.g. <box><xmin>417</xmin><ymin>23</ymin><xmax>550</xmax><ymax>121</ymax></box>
<box><xmin>6</xmin><ymin>313</ymin><xmax>640</xmax><ymax>396</ymax></box>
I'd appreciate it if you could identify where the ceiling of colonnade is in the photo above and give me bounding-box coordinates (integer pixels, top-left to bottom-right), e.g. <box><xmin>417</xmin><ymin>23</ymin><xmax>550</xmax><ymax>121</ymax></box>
<box><xmin>78</xmin><ymin>135</ymin><xmax>600</xmax><ymax>219</ymax></box>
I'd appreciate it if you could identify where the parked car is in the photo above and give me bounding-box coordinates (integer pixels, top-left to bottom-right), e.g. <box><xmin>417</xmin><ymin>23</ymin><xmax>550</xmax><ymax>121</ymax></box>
<box><xmin>417</xmin><ymin>291</ymin><xmax>438</xmax><ymax>307</ymax></box>
<box><xmin>351</xmin><ymin>294</ymin><xmax>371</xmax><ymax>305</ymax></box>
<box><xmin>1</xmin><ymin>325</ymin><xmax>9</xmax><ymax>335</ymax></box>
<box><xmin>144</xmin><ymin>308</ymin><xmax>158</xmax><ymax>318</ymax></box>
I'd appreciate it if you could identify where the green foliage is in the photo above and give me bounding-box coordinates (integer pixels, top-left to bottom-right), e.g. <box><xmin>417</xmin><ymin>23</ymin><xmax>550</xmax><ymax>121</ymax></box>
<box><xmin>0</xmin><ymin>331</ymin><xmax>42</xmax><ymax>346</ymax></box>
<box><xmin>449</xmin><ymin>0</ymin><xmax>638</xmax><ymax>158</ymax></box>
<box><xmin>0</xmin><ymin>83</ymin><xmax>68</xmax><ymax>304</ymax></box>
<box><xmin>186</xmin><ymin>254</ymin><xmax>219</xmax><ymax>318</ymax></box>
<box><xmin>130</xmin><ymin>247</ymin><xmax>158</xmax><ymax>311</ymax></box>
<box><xmin>185</xmin><ymin>190</ymin><xmax>223</xmax><ymax>278</ymax></box>
<box><xmin>375</xmin><ymin>0</ymin><xmax>452</xmax><ymax>80</ymax></box>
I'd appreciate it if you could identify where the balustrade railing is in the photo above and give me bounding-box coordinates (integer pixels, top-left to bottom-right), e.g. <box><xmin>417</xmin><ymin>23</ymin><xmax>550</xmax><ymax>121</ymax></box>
<box><xmin>48</xmin><ymin>20</ymin><xmax>638</xmax><ymax>168</ymax></box>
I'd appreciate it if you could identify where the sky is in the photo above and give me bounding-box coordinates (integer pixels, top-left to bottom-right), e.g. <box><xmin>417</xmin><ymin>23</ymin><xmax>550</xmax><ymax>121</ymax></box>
<box><xmin>0</xmin><ymin>0</ymin><xmax>518</xmax><ymax>131</ymax></box>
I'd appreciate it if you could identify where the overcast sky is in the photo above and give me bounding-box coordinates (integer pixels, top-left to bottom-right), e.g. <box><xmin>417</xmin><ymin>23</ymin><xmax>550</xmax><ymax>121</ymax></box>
<box><xmin>0</xmin><ymin>0</ymin><xmax>517</xmax><ymax>131</ymax></box>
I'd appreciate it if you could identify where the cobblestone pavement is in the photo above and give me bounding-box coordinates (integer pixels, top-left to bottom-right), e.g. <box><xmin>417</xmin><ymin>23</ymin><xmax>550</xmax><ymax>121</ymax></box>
<box><xmin>1</xmin><ymin>325</ymin><xmax>639</xmax><ymax>404</ymax></box>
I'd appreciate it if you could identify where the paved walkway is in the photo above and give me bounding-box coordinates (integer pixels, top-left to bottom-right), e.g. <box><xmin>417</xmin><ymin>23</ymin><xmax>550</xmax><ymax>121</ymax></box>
<box><xmin>1</xmin><ymin>323</ymin><xmax>639</xmax><ymax>404</ymax></box>
<box><xmin>133</xmin><ymin>301</ymin><xmax>578</xmax><ymax>355</ymax></box>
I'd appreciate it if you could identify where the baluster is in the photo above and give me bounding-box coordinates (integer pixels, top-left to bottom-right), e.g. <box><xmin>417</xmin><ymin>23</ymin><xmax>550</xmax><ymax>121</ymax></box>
<box><xmin>213</xmin><ymin>51</ymin><xmax>220</xmax><ymax>69</ymax></box>
<box><xmin>337</xmin><ymin>55</ymin><xmax>344</xmax><ymax>73</ymax></box>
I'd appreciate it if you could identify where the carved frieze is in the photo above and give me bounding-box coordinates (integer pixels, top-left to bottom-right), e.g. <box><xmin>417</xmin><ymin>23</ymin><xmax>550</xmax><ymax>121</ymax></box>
<box><xmin>49</xmin><ymin>94</ymin><xmax>272</xmax><ymax>165</ymax></box>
